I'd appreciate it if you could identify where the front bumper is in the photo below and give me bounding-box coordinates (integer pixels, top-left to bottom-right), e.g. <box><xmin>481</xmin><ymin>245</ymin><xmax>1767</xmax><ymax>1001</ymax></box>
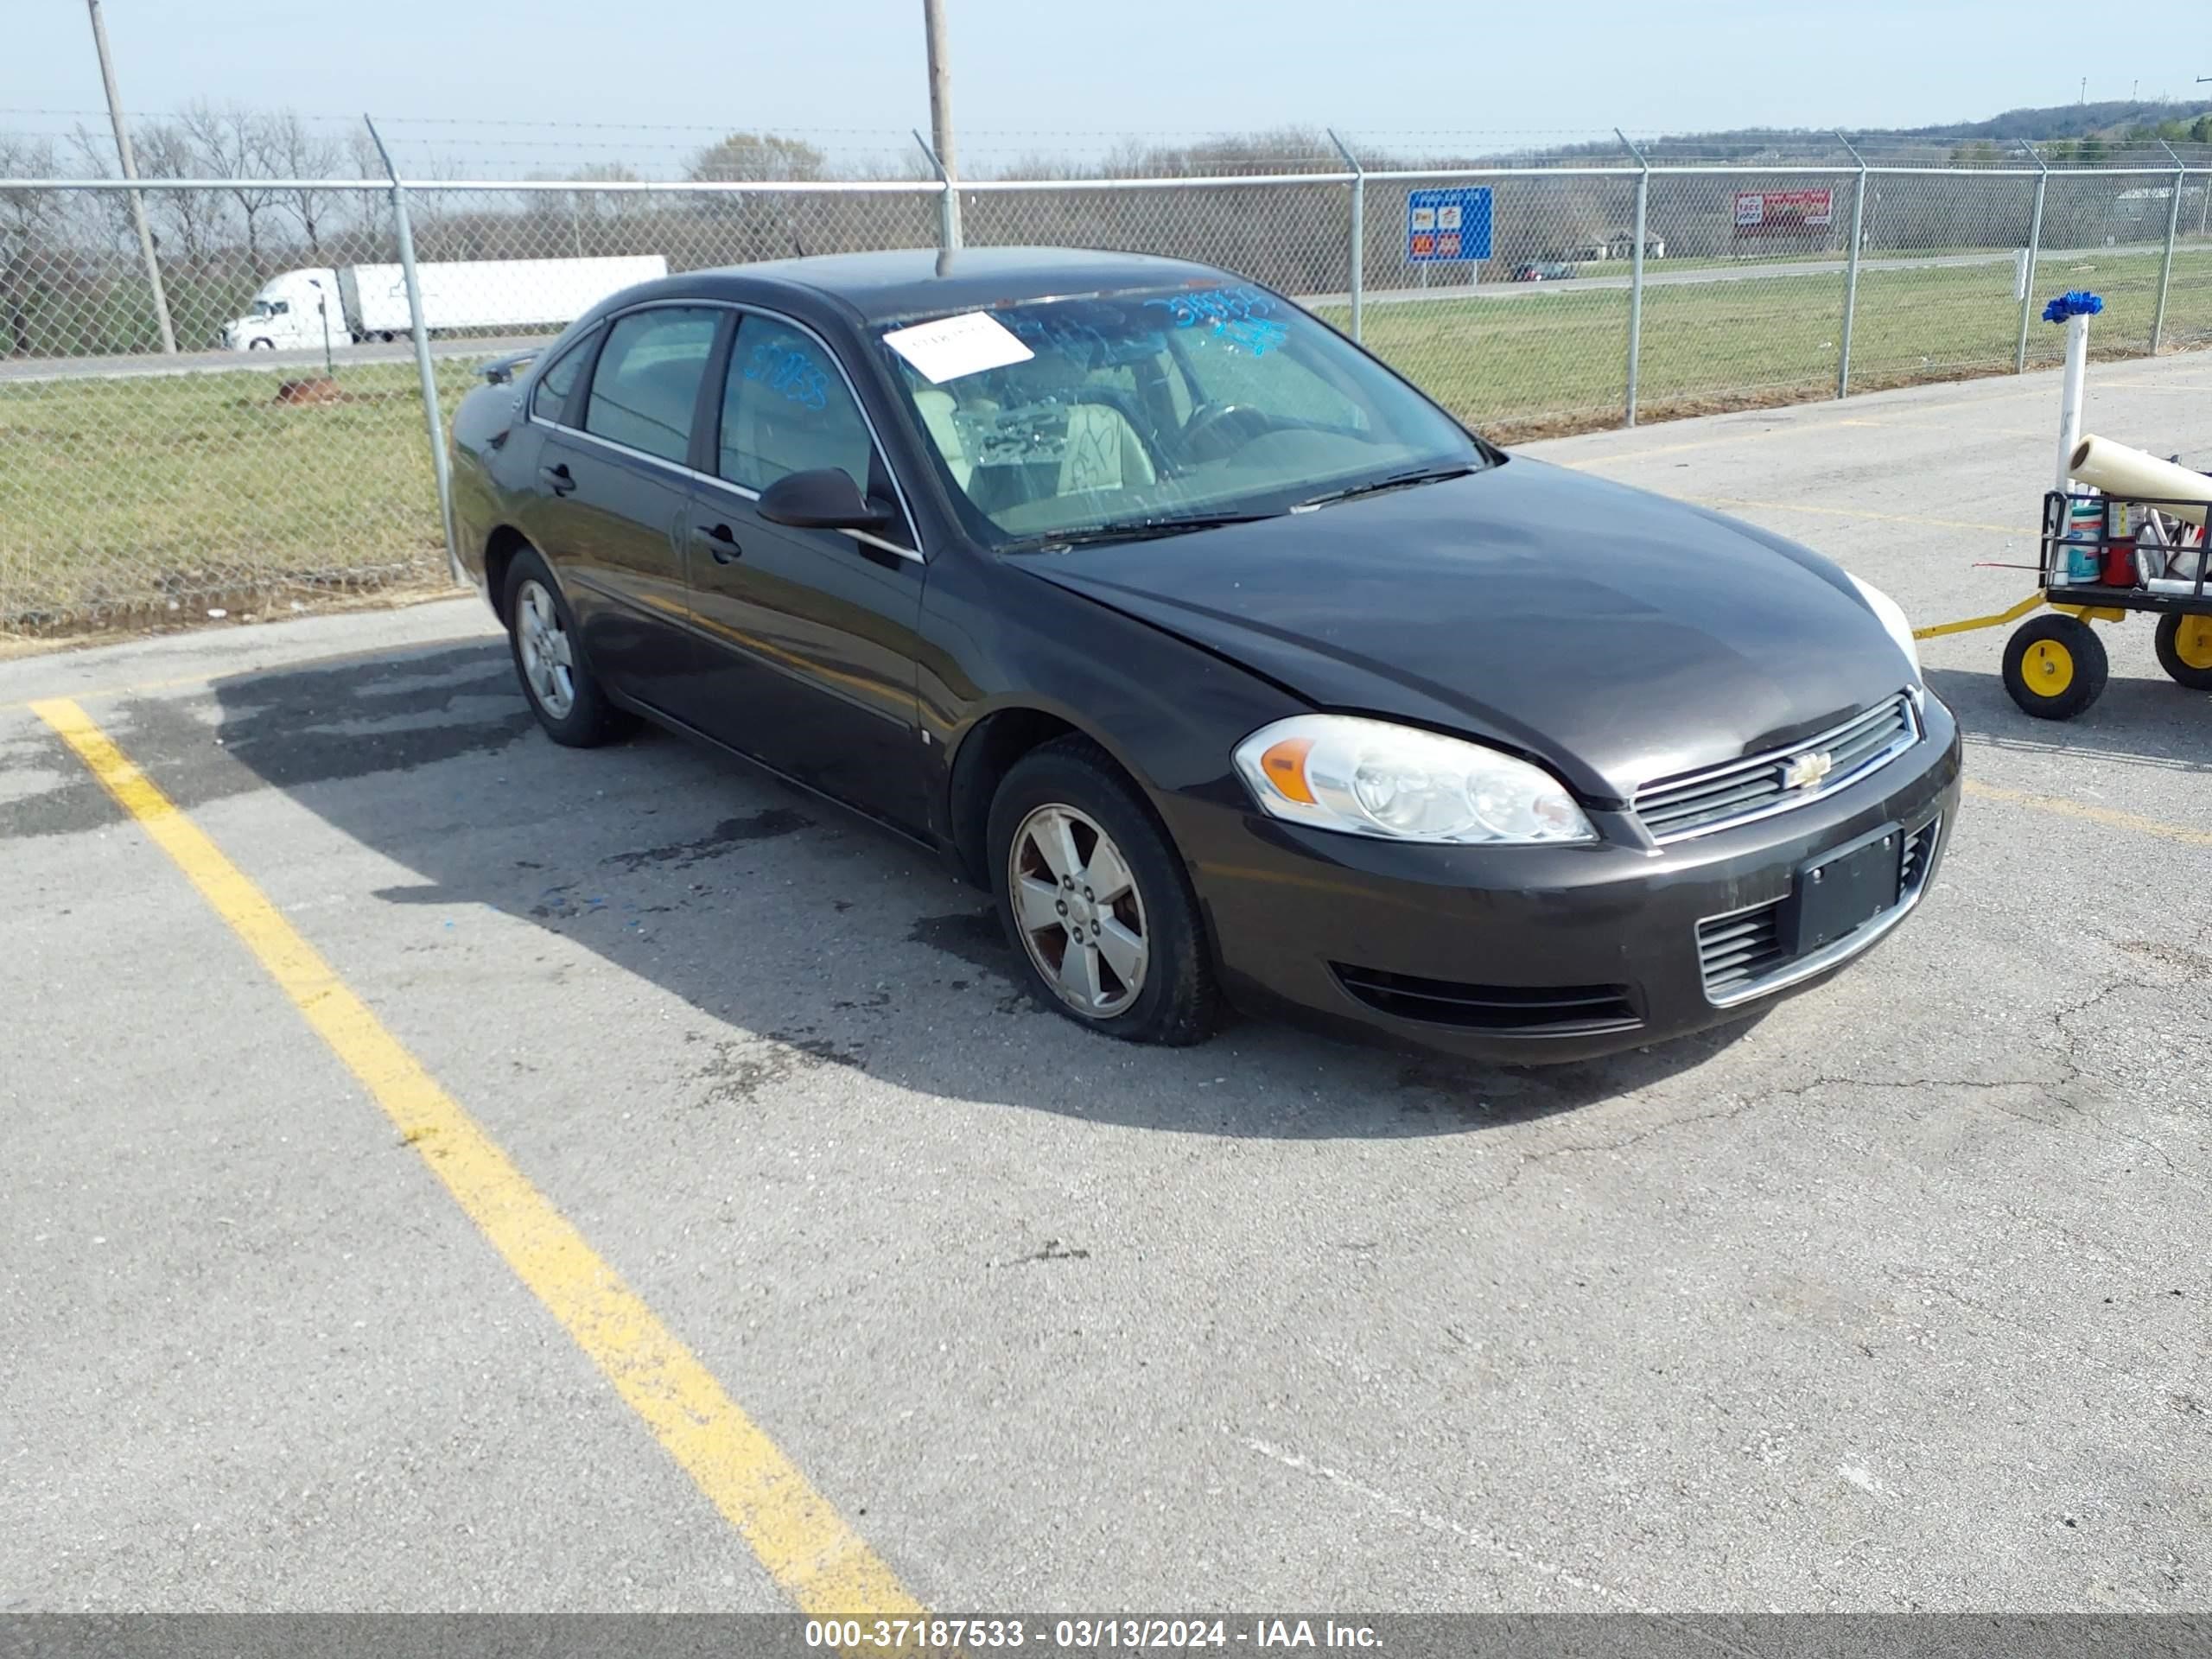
<box><xmin>1173</xmin><ymin>694</ymin><xmax>1963</xmax><ymax>1064</ymax></box>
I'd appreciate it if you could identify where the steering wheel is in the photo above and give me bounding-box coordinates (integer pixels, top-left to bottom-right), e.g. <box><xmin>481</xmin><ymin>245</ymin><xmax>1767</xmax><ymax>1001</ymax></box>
<box><xmin>1179</xmin><ymin>401</ymin><xmax>1254</xmax><ymax>462</ymax></box>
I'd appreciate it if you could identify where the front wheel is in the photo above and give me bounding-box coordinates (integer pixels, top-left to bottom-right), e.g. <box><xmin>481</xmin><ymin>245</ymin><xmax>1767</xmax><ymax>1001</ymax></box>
<box><xmin>988</xmin><ymin>738</ymin><xmax>1218</xmax><ymax>1046</ymax></box>
<box><xmin>2002</xmin><ymin>613</ymin><xmax>2108</xmax><ymax>721</ymax></box>
<box><xmin>2152</xmin><ymin>612</ymin><xmax>2212</xmax><ymax>690</ymax></box>
<box><xmin>503</xmin><ymin>548</ymin><xmax>634</xmax><ymax>747</ymax></box>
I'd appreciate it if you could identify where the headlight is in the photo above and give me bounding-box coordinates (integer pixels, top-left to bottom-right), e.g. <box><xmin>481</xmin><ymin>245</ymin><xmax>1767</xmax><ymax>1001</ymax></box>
<box><xmin>1847</xmin><ymin>574</ymin><xmax>1920</xmax><ymax>682</ymax></box>
<box><xmin>1232</xmin><ymin>715</ymin><xmax>1597</xmax><ymax>845</ymax></box>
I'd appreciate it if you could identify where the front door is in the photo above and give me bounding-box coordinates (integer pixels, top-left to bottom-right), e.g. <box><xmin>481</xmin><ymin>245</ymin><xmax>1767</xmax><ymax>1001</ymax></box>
<box><xmin>677</xmin><ymin>311</ymin><xmax>928</xmax><ymax>836</ymax></box>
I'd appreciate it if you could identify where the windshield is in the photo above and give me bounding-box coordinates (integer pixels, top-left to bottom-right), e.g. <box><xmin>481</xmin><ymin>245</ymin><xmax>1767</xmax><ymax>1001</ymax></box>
<box><xmin>878</xmin><ymin>283</ymin><xmax>1487</xmax><ymax>549</ymax></box>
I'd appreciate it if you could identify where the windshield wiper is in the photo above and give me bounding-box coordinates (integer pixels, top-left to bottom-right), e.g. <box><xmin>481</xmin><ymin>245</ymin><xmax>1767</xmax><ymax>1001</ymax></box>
<box><xmin>1294</xmin><ymin>462</ymin><xmax>1483</xmax><ymax>512</ymax></box>
<box><xmin>1002</xmin><ymin>509</ymin><xmax>1285</xmax><ymax>552</ymax></box>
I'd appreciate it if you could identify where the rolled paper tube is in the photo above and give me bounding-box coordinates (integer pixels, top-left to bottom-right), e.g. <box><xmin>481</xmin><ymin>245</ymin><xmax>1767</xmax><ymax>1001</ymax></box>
<box><xmin>2068</xmin><ymin>435</ymin><xmax>2212</xmax><ymax>529</ymax></box>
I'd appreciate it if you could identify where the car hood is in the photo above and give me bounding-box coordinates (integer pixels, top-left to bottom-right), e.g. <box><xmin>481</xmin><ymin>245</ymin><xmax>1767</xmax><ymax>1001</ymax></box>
<box><xmin>1012</xmin><ymin>458</ymin><xmax>1915</xmax><ymax>804</ymax></box>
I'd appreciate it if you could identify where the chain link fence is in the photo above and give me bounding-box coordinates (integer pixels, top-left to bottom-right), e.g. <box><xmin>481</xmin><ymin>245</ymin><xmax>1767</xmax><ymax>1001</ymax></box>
<box><xmin>5</xmin><ymin>128</ymin><xmax>2212</xmax><ymax>639</ymax></box>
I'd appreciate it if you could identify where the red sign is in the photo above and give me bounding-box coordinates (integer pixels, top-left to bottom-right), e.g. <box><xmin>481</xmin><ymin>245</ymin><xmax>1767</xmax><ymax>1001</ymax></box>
<box><xmin>1734</xmin><ymin>189</ymin><xmax>1834</xmax><ymax>233</ymax></box>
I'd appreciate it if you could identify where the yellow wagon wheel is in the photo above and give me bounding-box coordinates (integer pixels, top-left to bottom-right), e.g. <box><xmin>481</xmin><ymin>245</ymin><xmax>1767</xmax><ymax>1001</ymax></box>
<box><xmin>2153</xmin><ymin>613</ymin><xmax>2212</xmax><ymax>691</ymax></box>
<box><xmin>2002</xmin><ymin>613</ymin><xmax>2109</xmax><ymax>721</ymax></box>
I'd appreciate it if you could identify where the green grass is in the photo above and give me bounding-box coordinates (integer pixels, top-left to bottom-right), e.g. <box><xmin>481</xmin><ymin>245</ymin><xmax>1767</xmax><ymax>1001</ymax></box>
<box><xmin>0</xmin><ymin>359</ymin><xmax>474</xmax><ymax>629</ymax></box>
<box><xmin>7</xmin><ymin>245</ymin><xmax>2212</xmax><ymax>632</ymax></box>
<box><xmin>1315</xmin><ymin>244</ymin><xmax>2212</xmax><ymax>433</ymax></box>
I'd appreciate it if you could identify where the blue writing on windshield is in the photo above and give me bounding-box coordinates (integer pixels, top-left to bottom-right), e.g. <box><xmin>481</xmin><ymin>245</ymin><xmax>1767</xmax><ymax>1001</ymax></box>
<box><xmin>1143</xmin><ymin>286</ymin><xmax>1288</xmax><ymax>356</ymax></box>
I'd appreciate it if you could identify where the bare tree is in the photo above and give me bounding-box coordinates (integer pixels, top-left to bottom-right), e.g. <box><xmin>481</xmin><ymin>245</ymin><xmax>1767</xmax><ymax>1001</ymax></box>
<box><xmin>180</xmin><ymin>101</ymin><xmax>281</xmax><ymax>275</ymax></box>
<box><xmin>131</xmin><ymin>121</ymin><xmax>231</xmax><ymax>266</ymax></box>
<box><xmin>688</xmin><ymin>132</ymin><xmax>826</xmax><ymax>184</ymax></box>
<box><xmin>0</xmin><ymin>137</ymin><xmax>63</xmax><ymax>354</ymax></box>
<box><xmin>264</xmin><ymin>109</ymin><xmax>345</xmax><ymax>258</ymax></box>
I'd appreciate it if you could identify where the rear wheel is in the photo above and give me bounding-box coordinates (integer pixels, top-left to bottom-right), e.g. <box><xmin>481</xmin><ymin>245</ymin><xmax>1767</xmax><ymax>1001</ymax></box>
<box><xmin>2152</xmin><ymin>612</ymin><xmax>2212</xmax><ymax>690</ymax></box>
<box><xmin>988</xmin><ymin>738</ymin><xmax>1217</xmax><ymax>1046</ymax></box>
<box><xmin>2002</xmin><ymin>613</ymin><xmax>2108</xmax><ymax>721</ymax></box>
<box><xmin>503</xmin><ymin>548</ymin><xmax>633</xmax><ymax>747</ymax></box>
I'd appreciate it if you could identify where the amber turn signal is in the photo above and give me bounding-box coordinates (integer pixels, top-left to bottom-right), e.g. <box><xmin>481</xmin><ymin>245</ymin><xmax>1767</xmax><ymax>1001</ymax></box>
<box><xmin>1259</xmin><ymin>736</ymin><xmax>1318</xmax><ymax>804</ymax></box>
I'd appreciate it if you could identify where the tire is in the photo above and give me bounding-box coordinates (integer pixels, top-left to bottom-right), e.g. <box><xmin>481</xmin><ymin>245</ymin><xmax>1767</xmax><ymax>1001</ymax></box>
<box><xmin>2001</xmin><ymin>613</ymin><xmax>2109</xmax><ymax>721</ymax></box>
<box><xmin>502</xmin><ymin>547</ymin><xmax>634</xmax><ymax>747</ymax></box>
<box><xmin>2152</xmin><ymin>612</ymin><xmax>2212</xmax><ymax>691</ymax></box>
<box><xmin>248</xmin><ymin>338</ymin><xmax>272</xmax><ymax>351</ymax></box>
<box><xmin>988</xmin><ymin>736</ymin><xmax>1218</xmax><ymax>1046</ymax></box>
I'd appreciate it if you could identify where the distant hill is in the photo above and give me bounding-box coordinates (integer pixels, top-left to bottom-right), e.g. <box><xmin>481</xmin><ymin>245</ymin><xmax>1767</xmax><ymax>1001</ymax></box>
<box><xmin>1483</xmin><ymin>99</ymin><xmax>2212</xmax><ymax>168</ymax></box>
<box><xmin>1891</xmin><ymin>99</ymin><xmax>2212</xmax><ymax>143</ymax></box>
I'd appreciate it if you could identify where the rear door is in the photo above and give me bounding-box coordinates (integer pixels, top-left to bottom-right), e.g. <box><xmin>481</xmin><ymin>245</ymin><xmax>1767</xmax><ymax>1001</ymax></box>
<box><xmin>676</xmin><ymin>310</ymin><xmax>929</xmax><ymax>834</ymax></box>
<box><xmin>524</xmin><ymin>304</ymin><xmax>723</xmax><ymax>701</ymax></box>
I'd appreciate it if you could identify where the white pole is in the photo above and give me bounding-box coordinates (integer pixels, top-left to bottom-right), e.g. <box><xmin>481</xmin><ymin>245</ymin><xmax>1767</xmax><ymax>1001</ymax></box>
<box><xmin>2055</xmin><ymin>310</ymin><xmax>2088</xmax><ymax>493</ymax></box>
<box><xmin>922</xmin><ymin>0</ymin><xmax>961</xmax><ymax>250</ymax></box>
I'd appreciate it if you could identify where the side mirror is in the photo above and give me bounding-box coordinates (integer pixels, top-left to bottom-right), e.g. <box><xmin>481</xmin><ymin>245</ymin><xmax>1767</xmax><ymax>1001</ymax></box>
<box><xmin>756</xmin><ymin>468</ymin><xmax>889</xmax><ymax>532</ymax></box>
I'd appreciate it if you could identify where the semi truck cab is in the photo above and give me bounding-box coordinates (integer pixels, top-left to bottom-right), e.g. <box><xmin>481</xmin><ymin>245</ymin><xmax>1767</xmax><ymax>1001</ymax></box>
<box><xmin>221</xmin><ymin>269</ymin><xmax>346</xmax><ymax>352</ymax></box>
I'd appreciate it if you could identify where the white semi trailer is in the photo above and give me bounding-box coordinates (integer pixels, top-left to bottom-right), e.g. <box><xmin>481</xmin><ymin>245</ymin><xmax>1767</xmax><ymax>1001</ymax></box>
<box><xmin>219</xmin><ymin>255</ymin><xmax>669</xmax><ymax>352</ymax></box>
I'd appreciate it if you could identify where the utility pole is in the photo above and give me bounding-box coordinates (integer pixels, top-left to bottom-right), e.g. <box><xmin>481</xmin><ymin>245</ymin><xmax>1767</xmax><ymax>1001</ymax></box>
<box><xmin>922</xmin><ymin>0</ymin><xmax>960</xmax><ymax>249</ymax></box>
<box><xmin>86</xmin><ymin>0</ymin><xmax>177</xmax><ymax>354</ymax></box>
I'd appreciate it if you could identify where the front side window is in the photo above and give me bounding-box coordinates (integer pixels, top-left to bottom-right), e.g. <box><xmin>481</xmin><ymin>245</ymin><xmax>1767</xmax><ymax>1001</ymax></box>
<box><xmin>717</xmin><ymin>317</ymin><xmax>876</xmax><ymax>493</ymax></box>
<box><xmin>878</xmin><ymin>283</ymin><xmax>1484</xmax><ymax>547</ymax></box>
<box><xmin>531</xmin><ymin>331</ymin><xmax>594</xmax><ymax>422</ymax></box>
<box><xmin>583</xmin><ymin>307</ymin><xmax>718</xmax><ymax>465</ymax></box>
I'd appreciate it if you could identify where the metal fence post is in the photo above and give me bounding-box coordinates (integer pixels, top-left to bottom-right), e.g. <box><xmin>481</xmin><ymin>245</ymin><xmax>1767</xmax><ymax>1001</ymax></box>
<box><xmin>1617</xmin><ymin>130</ymin><xmax>1649</xmax><ymax>428</ymax></box>
<box><xmin>1327</xmin><ymin>128</ymin><xmax>1363</xmax><ymax>342</ymax></box>
<box><xmin>1836</xmin><ymin>132</ymin><xmax>1868</xmax><ymax>399</ymax></box>
<box><xmin>2152</xmin><ymin>141</ymin><xmax>2185</xmax><ymax>355</ymax></box>
<box><xmin>2014</xmin><ymin>147</ymin><xmax>2050</xmax><ymax>374</ymax></box>
<box><xmin>365</xmin><ymin>115</ymin><xmax>460</xmax><ymax>585</ymax></box>
<box><xmin>913</xmin><ymin>130</ymin><xmax>962</xmax><ymax>252</ymax></box>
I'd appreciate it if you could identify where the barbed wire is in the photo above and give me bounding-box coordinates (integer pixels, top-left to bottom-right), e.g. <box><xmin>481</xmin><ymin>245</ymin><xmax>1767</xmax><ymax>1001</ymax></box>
<box><xmin>8</xmin><ymin>108</ymin><xmax>2212</xmax><ymax>181</ymax></box>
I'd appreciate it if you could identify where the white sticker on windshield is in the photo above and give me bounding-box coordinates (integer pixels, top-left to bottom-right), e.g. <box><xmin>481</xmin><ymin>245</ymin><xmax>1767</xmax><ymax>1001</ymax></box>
<box><xmin>881</xmin><ymin>310</ymin><xmax>1034</xmax><ymax>384</ymax></box>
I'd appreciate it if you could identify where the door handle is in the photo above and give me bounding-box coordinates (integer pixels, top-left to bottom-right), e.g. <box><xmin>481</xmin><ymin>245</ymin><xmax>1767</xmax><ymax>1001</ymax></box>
<box><xmin>697</xmin><ymin>521</ymin><xmax>742</xmax><ymax>563</ymax></box>
<box><xmin>539</xmin><ymin>462</ymin><xmax>575</xmax><ymax>496</ymax></box>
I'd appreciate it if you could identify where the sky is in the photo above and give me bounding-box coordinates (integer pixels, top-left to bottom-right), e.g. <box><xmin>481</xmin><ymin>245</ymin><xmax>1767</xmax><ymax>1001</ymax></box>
<box><xmin>7</xmin><ymin>0</ymin><xmax>2210</xmax><ymax>172</ymax></box>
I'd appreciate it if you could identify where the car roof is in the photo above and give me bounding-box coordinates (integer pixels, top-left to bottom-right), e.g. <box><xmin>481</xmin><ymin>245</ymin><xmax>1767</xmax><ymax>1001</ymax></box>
<box><xmin>678</xmin><ymin>247</ymin><xmax>1240</xmax><ymax>324</ymax></box>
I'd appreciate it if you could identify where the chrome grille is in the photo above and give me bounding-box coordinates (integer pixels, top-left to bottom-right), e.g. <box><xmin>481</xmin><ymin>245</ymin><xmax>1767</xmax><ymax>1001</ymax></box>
<box><xmin>1635</xmin><ymin>693</ymin><xmax>1919</xmax><ymax>843</ymax></box>
<box><xmin>1899</xmin><ymin>815</ymin><xmax>1940</xmax><ymax>892</ymax></box>
<box><xmin>1695</xmin><ymin>813</ymin><xmax>1942</xmax><ymax>1004</ymax></box>
<box><xmin>1694</xmin><ymin>906</ymin><xmax>1792</xmax><ymax>1000</ymax></box>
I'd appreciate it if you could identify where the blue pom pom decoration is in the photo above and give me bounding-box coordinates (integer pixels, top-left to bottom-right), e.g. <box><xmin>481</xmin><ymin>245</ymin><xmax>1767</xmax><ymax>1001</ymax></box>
<box><xmin>2042</xmin><ymin>289</ymin><xmax>2104</xmax><ymax>322</ymax></box>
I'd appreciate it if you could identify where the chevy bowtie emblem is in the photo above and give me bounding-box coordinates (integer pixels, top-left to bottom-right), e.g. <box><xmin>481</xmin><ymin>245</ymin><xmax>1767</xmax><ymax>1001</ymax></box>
<box><xmin>1783</xmin><ymin>750</ymin><xmax>1835</xmax><ymax>791</ymax></box>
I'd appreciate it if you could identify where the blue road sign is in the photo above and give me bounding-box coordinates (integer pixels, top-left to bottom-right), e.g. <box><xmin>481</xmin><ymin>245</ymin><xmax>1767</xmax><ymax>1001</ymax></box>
<box><xmin>1406</xmin><ymin>187</ymin><xmax>1493</xmax><ymax>264</ymax></box>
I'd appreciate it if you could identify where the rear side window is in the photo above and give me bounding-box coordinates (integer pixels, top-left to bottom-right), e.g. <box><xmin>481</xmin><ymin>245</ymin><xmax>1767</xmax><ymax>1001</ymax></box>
<box><xmin>584</xmin><ymin>308</ymin><xmax>719</xmax><ymax>464</ymax></box>
<box><xmin>531</xmin><ymin>333</ymin><xmax>593</xmax><ymax>422</ymax></box>
<box><xmin>717</xmin><ymin>317</ymin><xmax>875</xmax><ymax>493</ymax></box>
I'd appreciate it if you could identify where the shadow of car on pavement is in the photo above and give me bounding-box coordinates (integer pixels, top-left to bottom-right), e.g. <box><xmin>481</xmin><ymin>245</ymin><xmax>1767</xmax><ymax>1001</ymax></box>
<box><xmin>149</xmin><ymin>638</ymin><xmax>1762</xmax><ymax>1139</ymax></box>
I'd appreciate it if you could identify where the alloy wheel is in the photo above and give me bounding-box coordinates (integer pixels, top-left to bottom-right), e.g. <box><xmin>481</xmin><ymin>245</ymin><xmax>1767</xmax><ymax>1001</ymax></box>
<box><xmin>1007</xmin><ymin>803</ymin><xmax>1149</xmax><ymax>1017</ymax></box>
<box><xmin>516</xmin><ymin>578</ymin><xmax>576</xmax><ymax>720</ymax></box>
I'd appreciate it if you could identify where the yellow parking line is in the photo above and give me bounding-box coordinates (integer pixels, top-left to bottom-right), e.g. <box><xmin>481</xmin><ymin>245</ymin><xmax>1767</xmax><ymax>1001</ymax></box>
<box><xmin>1963</xmin><ymin>776</ymin><xmax>2212</xmax><ymax>849</ymax></box>
<box><xmin>29</xmin><ymin>696</ymin><xmax>924</xmax><ymax>1619</ymax></box>
<box><xmin>1694</xmin><ymin>496</ymin><xmax>2020</xmax><ymax>535</ymax></box>
<box><xmin>1560</xmin><ymin>385</ymin><xmax>2060</xmax><ymax>467</ymax></box>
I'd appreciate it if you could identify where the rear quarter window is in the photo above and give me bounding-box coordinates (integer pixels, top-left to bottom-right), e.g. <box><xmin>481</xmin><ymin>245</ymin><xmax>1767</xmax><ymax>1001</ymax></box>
<box><xmin>531</xmin><ymin>333</ymin><xmax>594</xmax><ymax>422</ymax></box>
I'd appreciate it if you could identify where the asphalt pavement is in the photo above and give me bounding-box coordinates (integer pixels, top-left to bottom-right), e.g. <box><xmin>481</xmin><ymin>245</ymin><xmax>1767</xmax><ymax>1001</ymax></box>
<box><xmin>3</xmin><ymin>356</ymin><xmax>2208</xmax><ymax>1613</ymax></box>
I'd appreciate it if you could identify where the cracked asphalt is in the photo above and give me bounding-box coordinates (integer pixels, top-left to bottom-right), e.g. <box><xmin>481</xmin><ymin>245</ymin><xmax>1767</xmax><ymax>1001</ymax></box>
<box><xmin>3</xmin><ymin>357</ymin><xmax>2208</xmax><ymax>1613</ymax></box>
